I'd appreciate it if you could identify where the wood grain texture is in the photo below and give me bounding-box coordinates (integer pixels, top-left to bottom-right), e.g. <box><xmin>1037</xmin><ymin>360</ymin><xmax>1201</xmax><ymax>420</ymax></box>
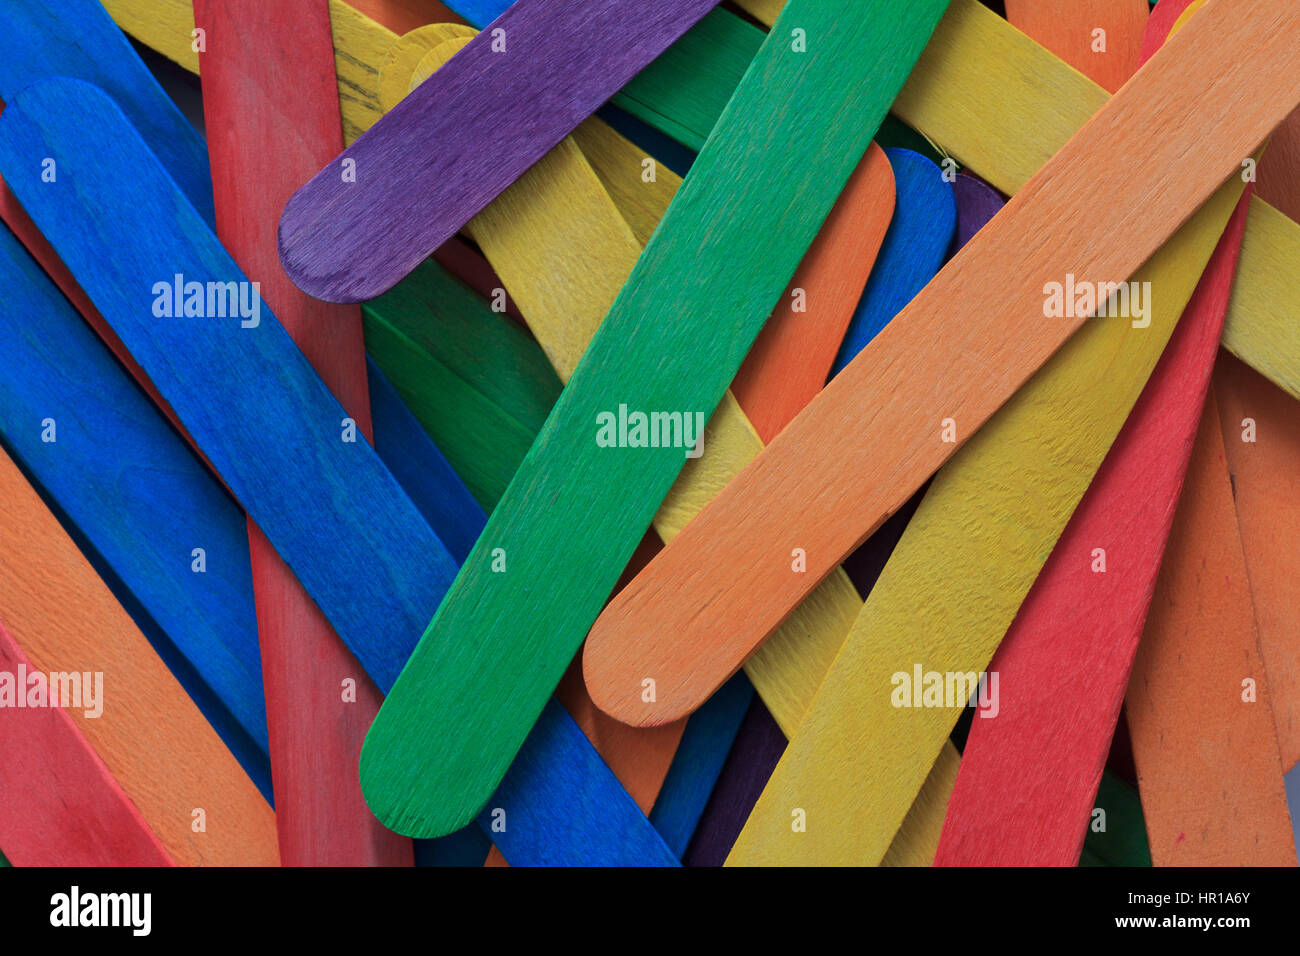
<box><xmin>0</xmin><ymin>221</ymin><xmax>270</xmax><ymax>791</ymax></box>
<box><xmin>934</xmin><ymin>188</ymin><xmax>1254</xmax><ymax>867</ymax></box>
<box><xmin>1255</xmin><ymin>107</ymin><xmax>1300</xmax><ymax>222</ymax></box>
<box><xmin>889</xmin><ymin>0</ymin><xmax>1300</xmax><ymax>401</ymax></box>
<box><xmin>649</xmin><ymin>675</ymin><xmax>754</xmax><ymax>857</ymax></box>
<box><xmin>404</xmin><ymin>33</ymin><xmax>866</xmax><ymax>742</ymax></box>
<box><xmin>952</xmin><ymin>173</ymin><xmax>1005</xmax><ymax>251</ymax></box>
<box><xmin>931</xmin><ymin>3</ymin><xmax>1228</xmax><ymax>867</ymax></box>
<box><xmin>363</xmin><ymin>259</ymin><xmax>562</xmax><ymax>511</ymax></box>
<box><xmin>361</xmin><ymin>0</ymin><xmax>950</xmax><ymax>837</ymax></box>
<box><xmin>348</xmin><ymin>0</ymin><xmax>467</xmax><ymax>32</ymax></box>
<box><xmin>0</xmin><ymin>78</ymin><xmax>460</xmax><ymax>696</ymax></box>
<box><xmin>1222</xmin><ymin>200</ymin><xmax>1300</xmax><ymax>401</ymax></box>
<box><xmin>0</xmin><ymin>622</ymin><xmax>174</xmax><ymax>867</ymax></box>
<box><xmin>107</xmin><ymin>0</ymin><xmax>1300</xmax><ymax>399</ymax></box>
<box><xmin>584</xmin><ymin>0</ymin><xmax>1300</xmax><ymax>727</ymax></box>
<box><xmin>1213</xmin><ymin>352</ymin><xmax>1300</xmax><ymax>772</ymax></box>
<box><xmin>278</xmin><ymin>0</ymin><xmax>722</xmax><ymax>302</ymax></box>
<box><xmin>731</xmin><ymin>143</ymin><xmax>895</xmax><ymax>441</ymax></box>
<box><xmin>0</xmin><ymin>446</ymin><xmax>279</xmax><ymax>866</ymax></box>
<box><xmin>440</xmin><ymin>0</ymin><xmax>763</xmax><ymax>150</ymax></box>
<box><xmin>0</xmin><ymin>0</ymin><xmax>213</xmax><ymax>225</ymax></box>
<box><xmin>829</xmin><ymin>147</ymin><xmax>955</xmax><ymax>377</ymax></box>
<box><xmin>0</xmin><ymin>77</ymin><xmax>665</xmax><ymax>867</ymax></box>
<box><xmin>1005</xmin><ymin>0</ymin><xmax>1148</xmax><ymax>93</ymax></box>
<box><xmin>1126</xmin><ymin>395</ymin><xmax>1298</xmax><ymax>866</ymax></box>
<box><xmin>683</xmin><ymin>696</ymin><xmax>787</xmax><ymax>867</ymax></box>
<box><xmin>722</xmin><ymin>178</ymin><xmax>1252</xmax><ymax>865</ymax></box>
<box><xmin>195</xmin><ymin>0</ymin><xmax>412</xmax><ymax>867</ymax></box>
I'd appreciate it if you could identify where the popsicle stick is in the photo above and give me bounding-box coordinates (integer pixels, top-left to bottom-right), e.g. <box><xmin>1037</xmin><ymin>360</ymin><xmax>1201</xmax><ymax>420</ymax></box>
<box><xmin>934</xmin><ymin>188</ymin><xmax>1254</xmax><ymax>867</ymax></box>
<box><xmin>360</xmin><ymin>0</ymin><xmax>950</xmax><ymax>837</ymax></box>
<box><xmin>930</xmin><ymin>0</ymin><xmax>1221</xmax><ymax>866</ymax></box>
<box><xmin>730</xmin><ymin>143</ymin><xmax>895</xmax><ymax>441</ymax></box>
<box><xmin>1255</xmin><ymin>108</ymin><xmax>1300</xmax><ymax>222</ymax></box>
<box><xmin>439</xmin><ymin>0</ymin><xmax>763</xmax><ymax>151</ymax></box>
<box><xmin>1213</xmin><ymin>353</ymin><xmax>1300</xmax><ymax>772</ymax></box>
<box><xmin>369</xmin><ymin>360</ymin><xmax>488</xmax><ymax>565</ymax></box>
<box><xmin>683</xmin><ymin>697</ymin><xmax>787</xmax><ymax>866</ymax></box>
<box><xmin>195</xmin><ymin>0</ymin><xmax>415</xmax><ymax>868</ymax></box>
<box><xmin>1126</xmin><ymin>396</ymin><xmax>1298</xmax><ymax>866</ymax></box>
<box><xmin>0</xmin><ymin>0</ymin><xmax>213</xmax><ymax>224</ymax></box>
<box><xmin>349</xmin><ymin>0</ymin><xmax>467</xmax><ymax>32</ymax></box>
<box><xmin>1222</xmin><ymin>200</ymin><xmax>1300</xmax><ymax>401</ymax></box>
<box><xmin>1079</xmin><ymin>771</ymin><xmax>1152</xmax><ymax>867</ymax></box>
<box><xmin>0</xmin><ymin>78</ymin><xmax>671</xmax><ymax>867</ymax></box>
<box><xmin>0</xmin><ymin>445</ymin><xmax>279</xmax><ymax>866</ymax></box>
<box><xmin>583</xmin><ymin>0</ymin><xmax>1300</xmax><ymax>726</ymax></box>
<box><xmin>278</xmin><ymin>0</ymin><xmax>722</xmax><ymax>302</ymax></box>
<box><xmin>0</xmin><ymin>221</ymin><xmax>271</xmax><ymax>791</ymax></box>
<box><xmin>363</xmin><ymin>258</ymin><xmax>562</xmax><ymax>510</ymax></box>
<box><xmin>106</xmin><ymin>0</ymin><xmax>1300</xmax><ymax>403</ymax></box>
<box><xmin>0</xmin><ymin>78</ymin><xmax>464</xmax><ymax>693</ymax></box>
<box><xmin>952</xmin><ymin>173</ymin><xmax>1005</xmax><ymax>251</ymax></box>
<box><xmin>725</xmin><ymin>171</ymin><xmax>1247</xmax><ymax>868</ymax></box>
<box><xmin>887</xmin><ymin>0</ymin><xmax>1300</xmax><ymax>400</ymax></box>
<box><xmin>829</xmin><ymin>148</ymin><xmax>955</xmax><ymax>378</ymax></box>
<box><xmin>1005</xmin><ymin>0</ymin><xmax>1147</xmax><ymax>93</ymax></box>
<box><xmin>649</xmin><ymin>675</ymin><xmax>755</xmax><ymax>858</ymax></box>
<box><xmin>0</xmin><ymin>622</ymin><xmax>174</xmax><ymax>867</ymax></box>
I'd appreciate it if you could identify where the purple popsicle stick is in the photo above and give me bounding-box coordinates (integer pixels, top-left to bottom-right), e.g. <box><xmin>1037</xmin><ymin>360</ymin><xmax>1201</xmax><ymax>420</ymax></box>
<box><xmin>951</xmin><ymin>171</ymin><xmax>1006</xmax><ymax>252</ymax></box>
<box><xmin>278</xmin><ymin>0</ymin><xmax>721</xmax><ymax>303</ymax></box>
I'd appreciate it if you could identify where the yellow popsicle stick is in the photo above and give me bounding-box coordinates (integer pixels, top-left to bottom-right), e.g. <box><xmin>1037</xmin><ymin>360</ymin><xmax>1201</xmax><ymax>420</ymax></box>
<box><xmin>408</xmin><ymin>33</ymin><xmax>855</xmax><ymax>737</ymax></box>
<box><xmin>106</xmin><ymin>1</ymin><xmax>1299</xmax><ymax>403</ymax></box>
<box><xmin>409</xmin><ymin>32</ymin><xmax>957</xmax><ymax>860</ymax></box>
<box><xmin>726</xmin><ymin>172</ymin><xmax>1248</xmax><ymax>866</ymax></box>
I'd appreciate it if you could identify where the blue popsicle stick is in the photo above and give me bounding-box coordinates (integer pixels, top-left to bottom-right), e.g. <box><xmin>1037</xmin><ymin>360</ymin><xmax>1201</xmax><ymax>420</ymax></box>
<box><xmin>0</xmin><ymin>77</ymin><xmax>675</xmax><ymax>867</ymax></box>
<box><xmin>830</xmin><ymin>147</ymin><xmax>956</xmax><ymax>376</ymax></box>
<box><xmin>0</xmin><ymin>0</ymin><xmax>214</xmax><ymax>226</ymax></box>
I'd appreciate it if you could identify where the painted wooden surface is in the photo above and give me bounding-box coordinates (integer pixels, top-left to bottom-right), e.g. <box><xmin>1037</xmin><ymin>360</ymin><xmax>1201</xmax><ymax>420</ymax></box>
<box><xmin>583</xmin><ymin>1</ymin><xmax>1300</xmax><ymax>727</ymax></box>
<box><xmin>402</xmin><ymin>32</ymin><xmax>855</xmax><ymax>749</ymax></box>
<box><xmin>0</xmin><ymin>621</ymin><xmax>174</xmax><ymax>867</ymax></box>
<box><xmin>730</xmin><ymin>143</ymin><xmax>895</xmax><ymax>441</ymax></box>
<box><xmin>1005</xmin><ymin>0</ymin><xmax>1148</xmax><ymax>93</ymax></box>
<box><xmin>649</xmin><ymin>675</ymin><xmax>754</xmax><ymax>858</ymax></box>
<box><xmin>1222</xmin><ymin>200</ymin><xmax>1300</xmax><ymax>401</ymax></box>
<box><xmin>105</xmin><ymin>0</ymin><xmax>1300</xmax><ymax>402</ymax></box>
<box><xmin>889</xmin><ymin>0</ymin><xmax>1300</xmax><ymax>401</ymax></box>
<box><xmin>363</xmin><ymin>279</ymin><xmax>560</xmax><ymax>512</ymax></box>
<box><xmin>0</xmin><ymin>445</ymin><xmax>279</xmax><ymax>866</ymax></box>
<box><xmin>0</xmin><ymin>220</ymin><xmax>270</xmax><ymax>794</ymax></box>
<box><xmin>1255</xmin><ymin>108</ymin><xmax>1300</xmax><ymax>222</ymax></box>
<box><xmin>722</xmin><ymin>154</ymin><xmax>1252</xmax><ymax>864</ymax></box>
<box><xmin>1213</xmin><ymin>353</ymin><xmax>1300</xmax><ymax>772</ymax></box>
<box><xmin>935</xmin><ymin>189</ymin><xmax>1254</xmax><ymax>866</ymax></box>
<box><xmin>1126</xmin><ymin>396</ymin><xmax>1298</xmax><ymax>866</ymax></box>
<box><xmin>684</xmin><ymin>697</ymin><xmax>787</xmax><ymax>867</ymax></box>
<box><xmin>1</xmin><ymin>77</ymin><xmax>671</xmax><ymax>868</ymax></box>
<box><xmin>440</xmin><ymin>0</ymin><xmax>763</xmax><ymax>150</ymax></box>
<box><xmin>829</xmin><ymin>148</ymin><xmax>955</xmax><ymax>377</ymax></box>
<box><xmin>0</xmin><ymin>0</ymin><xmax>213</xmax><ymax>224</ymax></box>
<box><xmin>0</xmin><ymin>78</ymin><xmax>463</xmax><ymax>694</ymax></box>
<box><xmin>360</xmin><ymin>0</ymin><xmax>950</xmax><ymax>838</ymax></box>
<box><xmin>278</xmin><ymin>0</ymin><xmax>722</xmax><ymax>302</ymax></box>
<box><xmin>952</xmin><ymin>173</ymin><xmax>1005</xmax><ymax>251</ymax></box>
<box><xmin>195</xmin><ymin>0</ymin><xmax>413</xmax><ymax>867</ymax></box>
